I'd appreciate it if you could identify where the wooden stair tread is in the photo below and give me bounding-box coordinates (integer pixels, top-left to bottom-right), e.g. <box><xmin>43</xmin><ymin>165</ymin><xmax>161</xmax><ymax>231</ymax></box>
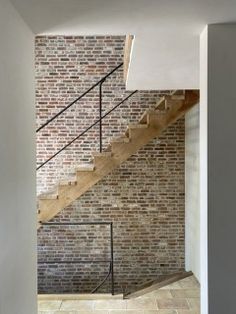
<box><xmin>170</xmin><ymin>94</ymin><xmax>185</xmax><ymax>100</ymax></box>
<box><xmin>76</xmin><ymin>164</ymin><xmax>95</xmax><ymax>172</ymax></box>
<box><xmin>110</xmin><ymin>136</ymin><xmax>130</xmax><ymax>143</ymax></box>
<box><xmin>139</xmin><ymin>109</ymin><xmax>168</xmax><ymax>124</ymax></box>
<box><xmin>92</xmin><ymin>151</ymin><xmax>113</xmax><ymax>157</ymax></box>
<box><xmin>155</xmin><ymin>91</ymin><xmax>185</xmax><ymax>111</ymax></box>
<box><xmin>38</xmin><ymin>193</ymin><xmax>59</xmax><ymax>200</ymax></box>
<box><xmin>128</xmin><ymin>123</ymin><xmax>149</xmax><ymax>129</ymax></box>
<box><xmin>59</xmin><ymin>178</ymin><xmax>77</xmax><ymax>186</ymax></box>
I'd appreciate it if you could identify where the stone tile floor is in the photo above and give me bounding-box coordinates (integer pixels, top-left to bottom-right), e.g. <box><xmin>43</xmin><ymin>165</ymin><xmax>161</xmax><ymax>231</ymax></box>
<box><xmin>38</xmin><ymin>275</ymin><xmax>200</xmax><ymax>314</ymax></box>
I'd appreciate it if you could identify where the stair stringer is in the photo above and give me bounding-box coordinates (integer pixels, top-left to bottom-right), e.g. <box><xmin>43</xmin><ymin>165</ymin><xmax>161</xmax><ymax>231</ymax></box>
<box><xmin>38</xmin><ymin>90</ymin><xmax>199</xmax><ymax>225</ymax></box>
<box><xmin>124</xmin><ymin>271</ymin><xmax>193</xmax><ymax>299</ymax></box>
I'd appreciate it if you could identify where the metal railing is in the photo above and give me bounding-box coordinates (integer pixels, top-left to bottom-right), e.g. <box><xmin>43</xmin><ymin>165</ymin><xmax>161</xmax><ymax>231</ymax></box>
<box><xmin>36</xmin><ymin>63</ymin><xmax>138</xmax><ymax>170</ymax></box>
<box><xmin>38</xmin><ymin>222</ymin><xmax>115</xmax><ymax>295</ymax></box>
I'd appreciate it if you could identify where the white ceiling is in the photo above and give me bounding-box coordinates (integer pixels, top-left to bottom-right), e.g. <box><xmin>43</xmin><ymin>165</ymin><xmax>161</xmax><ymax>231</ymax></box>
<box><xmin>10</xmin><ymin>0</ymin><xmax>236</xmax><ymax>90</ymax></box>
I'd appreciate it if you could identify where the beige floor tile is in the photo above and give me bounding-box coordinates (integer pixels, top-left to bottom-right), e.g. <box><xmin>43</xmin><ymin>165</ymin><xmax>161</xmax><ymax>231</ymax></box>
<box><xmin>62</xmin><ymin>311</ymin><xmax>107</xmax><ymax>314</ymax></box>
<box><xmin>177</xmin><ymin>310</ymin><xmax>200</xmax><ymax>314</ymax></box>
<box><xmin>55</xmin><ymin>312</ymin><xmax>78</xmax><ymax>314</ymax></box>
<box><xmin>127</xmin><ymin>298</ymin><xmax>157</xmax><ymax>310</ymax></box>
<box><xmin>170</xmin><ymin>289</ymin><xmax>200</xmax><ymax>299</ymax></box>
<box><xmin>38</xmin><ymin>300</ymin><xmax>62</xmax><ymax>311</ymax></box>
<box><xmin>170</xmin><ymin>290</ymin><xmax>186</xmax><ymax>298</ymax></box>
<box><xmin>75</xmin><ymin>311</ymin><xmax>109</xmax><ymax>314</ymax></box>
<box><xmin>144</xmin><ymin>290</ymin><xmax>172</xmax><ymax>299</ymax></box>
<box><xmin>157</xmin><ymin>299</ymin><xmax>189</xmax><ymax>310</ymax></box>
<box><xmin>157</xmin><ymin>311</ymin><xmax>177</xmax><ymax>314</ymax></box>
<box><xmin>178</xmin><ymin>278</ymin><xmax>199</xmax><ymax>289</ymax></box>
<box><xmin>147</xmin><ymin>310</ymin><xmax>176</xmax><ymax>314</ymax></box>
<box><xmin>37</xmin><ymin>276</ymin><xmax>200</xmax><ymax>314</ymax></box>
<box><xmin>60</xmin><ymin>300</ymin><xmax>94</xmax><ymax>311</ymax></box>
<box><xmin>185</xmin><ymin>290</ymin><xmax>200</xmax><ymax>298</ymax></box>
<box><xmin>189</xmin><ymin>277</ymin><xmax>200</xmax><ymax>287</ymax></box>
<box><xmin>38</xmin><ymin>310</ymin><xmax>107</xmax><ymax>314</ymax></box>
<box><xmin>59</xmin><ymin>312</ymin><xmax>80</xmax><ymax>314</ymax></box>
<box><xmin>94</xmin><ymin>299</ymin><xmax>126</xmax><ymax>310</ymax></box>
<box><xmin>110</xmin><ymin>310</ymin><xmax>143</xmax><ymax>314</ymax></box>
<box><xmin>39</xmin><ymin>312</ymin><xmax>78</xmax><ymax>314</ymax></box>
<box><xmin>187</xmin><ymin>298</ymin><xmax>200</xmax><ymax>310</ymax></box>
<box><xmin>161</xmin><ymin>282</ymin><xmax>182</xmax><ymax>290</ymax></box>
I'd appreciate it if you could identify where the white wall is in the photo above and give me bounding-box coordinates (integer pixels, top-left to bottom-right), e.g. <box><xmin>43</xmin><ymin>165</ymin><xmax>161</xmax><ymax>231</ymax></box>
<box><xmin>200</xmin><ymin>26</ymin><xmax>208</xmax><ymax>314</ymax></box>
<box><xmin>0</xmin><ymin>0</ymin><xmax>36</xmax><ymax>313</ymax></box>
<box><xmin>201</xmin><ymin>24</ymin><xmax>236</xmax><ymax>314</ymax></box>
<box><xmin>185</xmin><ymin>104</ymin><xmax>200</xmax><ymax>282</ymax></box>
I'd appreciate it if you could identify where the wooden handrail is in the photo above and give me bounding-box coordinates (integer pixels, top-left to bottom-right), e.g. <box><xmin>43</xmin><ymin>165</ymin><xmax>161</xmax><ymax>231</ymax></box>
<box><xmin>124</xmin><ymin>35</ymin><xmax>134</xmax><ymax>83</ymax></box>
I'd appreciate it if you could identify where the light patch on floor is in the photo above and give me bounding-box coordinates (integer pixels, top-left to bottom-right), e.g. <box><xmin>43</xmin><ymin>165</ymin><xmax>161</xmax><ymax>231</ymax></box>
<box><xmin>38</xmin><ymin>275</ymin><xmax>200</xmax><ymax>313</ymax></box>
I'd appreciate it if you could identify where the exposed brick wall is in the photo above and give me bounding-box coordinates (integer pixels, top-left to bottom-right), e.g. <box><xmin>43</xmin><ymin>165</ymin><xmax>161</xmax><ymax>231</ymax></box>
<box><xmin>38</xmin><ymin>224</ymin><xmax>111</xmax><ymax>293</ymax></box>
<box><xmin>36</xmin><ymin>36</ymin><xmax>185</xmax><ymax>294</ymax></box>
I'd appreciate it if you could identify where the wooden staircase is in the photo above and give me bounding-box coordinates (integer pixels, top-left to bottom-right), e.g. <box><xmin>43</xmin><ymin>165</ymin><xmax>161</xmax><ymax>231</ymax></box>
<box><xmin>38</xmin><ymin>90</ymin><xmax>199</xmax><ymax>226</ymax></box>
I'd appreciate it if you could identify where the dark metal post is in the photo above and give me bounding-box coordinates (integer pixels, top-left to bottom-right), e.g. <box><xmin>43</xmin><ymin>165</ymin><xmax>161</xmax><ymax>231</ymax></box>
<box><xmin>99</xmin><ymin>81</ymin><xmax>103</xmax><ymax>153</ymax></box>
<box><xmin>40</xmin><ymin>221</ymin><xmax>115</xmax><ymax>294</ymax></box>
<box><xmin>110</xmin><ymin>222</ymin><xmax>115</xmax><ymax>295</ymax></box>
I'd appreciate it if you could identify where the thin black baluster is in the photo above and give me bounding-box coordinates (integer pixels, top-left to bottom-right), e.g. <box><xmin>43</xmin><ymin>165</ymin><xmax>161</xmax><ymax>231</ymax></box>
<box><xmin>99</xmin><ymin>81</ymin><xmax>104</xmax><ymax>153</ymax></box>
<box><xmin>110</xmin><ymin>222</ymin><xmax>114</xmax><ymax>295</ymax></box>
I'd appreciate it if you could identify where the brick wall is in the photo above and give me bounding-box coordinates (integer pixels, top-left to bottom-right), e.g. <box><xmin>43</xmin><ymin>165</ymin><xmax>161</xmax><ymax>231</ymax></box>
<box><xmin>36</xmin><ymin>36</ymin><xmax>185</xmax><ymax>294</ymax></box>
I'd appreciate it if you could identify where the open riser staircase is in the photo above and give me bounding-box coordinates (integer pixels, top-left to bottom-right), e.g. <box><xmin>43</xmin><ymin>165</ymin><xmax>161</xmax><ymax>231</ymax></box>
<box><xmin>37</xmin><ymin>87</ymin><xmax>199</xmax><ymax>226</ymax></box>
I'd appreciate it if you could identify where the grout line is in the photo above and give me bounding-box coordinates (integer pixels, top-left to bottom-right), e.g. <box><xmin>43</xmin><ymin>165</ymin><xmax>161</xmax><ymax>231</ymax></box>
<box><xmin>167</xmin><ymin>288</ymin><xmax>174</xmax><ymax>298</ymax></box>
<box><xmin>155</xmin><ymin>296</ymin><xmax>159</xmax><ymax>310</ymax></box>
<box><xmin>58</xmin><ymin>300</ymin><xmax>63</xmax><ymax>310</ymax></box>
<box><xmin>170</xmin><ymin>289</ymin><xmax>175</xmax><ymax>298</ymax></box>
<box><xmin>185</xmin><ymin>297</ymin><xmax>192</xmax><ymax>310</ymax></box>
<box><xmin>92</xmin><ymin>299</ymin><xmax>95</xmax><ymax>311</ymax></box>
